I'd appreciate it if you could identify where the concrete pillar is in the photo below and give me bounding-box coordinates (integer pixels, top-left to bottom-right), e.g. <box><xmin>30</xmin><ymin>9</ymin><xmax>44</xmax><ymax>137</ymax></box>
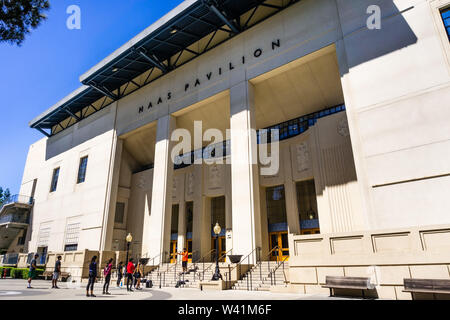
<box><xmin>283</xmin><ymin>146</ymin><xmax>301</xmax><ymax>236</ymax></box>
<box><xmin>177</xmin><ymin>198</ymin><xmax>186</xmax><ymax>263</ymax></box>
<box><xmin>192</xmin><ymin>164</ymin><xmax>209</xmax><ymax>261</ymax></box>
<box><xmin>225</xmin><ymin>164</ymin><xmax>232</xmax><ymax>255</ymax></box>
<box><xmin>101</xmin><ymin>137</ymin><xmax>123</xmax><ymax>251</ymax></box>
<box><xmin>148</xmin><ymin>115</ymin><xmax>176</xmax><ymax>264</ymax></box>
<box><xmin>259</xmin><ymin>186</ymin><xmax>269</xmax><ymax>258</ymax></box>
<box><xmin>229</xmin><ymin>80</ymin><xmax>262</xmax><ymax>263</ymax></box>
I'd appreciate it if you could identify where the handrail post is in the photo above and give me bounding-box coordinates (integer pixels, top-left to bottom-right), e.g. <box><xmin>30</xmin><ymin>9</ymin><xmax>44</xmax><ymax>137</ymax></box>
<box><xmin>246</xmin><ymin>254</ymin><xmax>249</xmax><ymax>291</ymax></box>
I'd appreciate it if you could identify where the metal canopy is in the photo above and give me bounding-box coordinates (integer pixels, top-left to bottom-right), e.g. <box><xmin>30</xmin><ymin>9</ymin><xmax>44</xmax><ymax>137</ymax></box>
<box><xmin>30</xmin><ymin>0</ymin><xmax>300</xmax><ymax>136</ymax></box>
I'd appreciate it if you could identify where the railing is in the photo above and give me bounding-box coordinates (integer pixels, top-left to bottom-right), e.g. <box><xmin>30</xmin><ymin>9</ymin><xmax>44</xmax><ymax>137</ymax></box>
<box><xmin>269</xmin><ymin>255</ymin><xmax>289</xmax><ymax>286</ymax></box>
<box><xmin>26</xmin><ymin>252</ymin><xmax>48</xmax><ymax>266</ymax></box>
<box><xmin>201</xmin><ymin>248</ymin><xmax>233</xmax><ymax>281</ymax></box>
<box><xmin>0</xmin><ymin>213</ymin><xmax>30</xmax><ymax>225</ymax></box>
<box><xmin>0</xmin><ymin>195</ymin><xmax>34</xmax><ymax>211</ymax></box>
<box><xmin>259</xmin><ymin>246</ymin><xmax>280</xmax><ymax>282</ymax></box>
<box><xmin>226</xmin><ymin>247</ymin><xmax>261</xmax><ymax>291</ymax></box>
<box><xmin>192</xmin><ymin>249</ymin><xmax>216</xmax><ymax>282</ymax></box>
<box><xmin>2</xmin><ymin>253</ymin><xmax>19</xmax><ymax>265</ymax></box>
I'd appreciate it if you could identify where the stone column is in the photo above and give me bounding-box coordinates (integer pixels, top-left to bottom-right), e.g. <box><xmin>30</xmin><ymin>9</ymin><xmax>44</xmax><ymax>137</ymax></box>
<box><xmin>229</xmin><ymin>80</ymin><xmax>262</xmax><ymax>263</ymax></box>
<box><xmin>148</xmin><ymin>115</ymin><xmax>176</xmax><ymax>264</ymax></box>
<box><xmin>192</xmin><ymin>164</ymin><xmax>209</xmax><ymax>261</ymax></box>
<box><xmin>225</xmin><ymin>164</ymin><xmax>233</xmax><ymax>255</ymax></box>
<box><xmin>283</xmin><ymin>146</ymin><xmax>301</xmax><ymax>236</ymax></box>
<box><xmin>177</xmin><ymin>196</ymin><xmax>186</xmax><ymax>263</ymax></box>
<box><xmin>101</xmin><ymin>137</ymin><xmax>123</xmax><ymax>251</ymax></box>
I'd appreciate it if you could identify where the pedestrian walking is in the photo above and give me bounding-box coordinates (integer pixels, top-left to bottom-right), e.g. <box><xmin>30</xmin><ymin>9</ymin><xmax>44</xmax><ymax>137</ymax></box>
<box><xmin>134</xmin><ymin>261</ymin><xmax>143</xmax><ymax>290</ymax></box>
<box><xmin>116</xmin><ymin>261</ymin><xmax>123</xmax><ymax>287</ymax></box>
<box><xmin>103</xmin><ymin>258</ymin><xmax>113</xmax><ymax>294</ymax></box>
<box><xmin>126</xmin><ymin>258</ymin><xmax>135</xmax><ymax>292</ymax></box>
<box><xmin>52</xmin><ymin>255</ymin><xmax>62</xmax><ymax>289</ymax></box>
<box><xmin>86</xmin><ymin>255</ymin><xmax>97</xmax><ymax>297</ymax></box>
<box><xmin>27</xmin><ymin>253</ymin><xmax>39</xmax><ymax>289</ymax></box>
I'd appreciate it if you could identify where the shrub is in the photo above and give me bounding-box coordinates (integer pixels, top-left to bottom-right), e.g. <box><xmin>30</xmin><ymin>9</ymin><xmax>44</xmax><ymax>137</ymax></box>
<box><xmin>9</xmin><ymin>268</ymin><xmax>44</xmax><ymax>279</ymax></box>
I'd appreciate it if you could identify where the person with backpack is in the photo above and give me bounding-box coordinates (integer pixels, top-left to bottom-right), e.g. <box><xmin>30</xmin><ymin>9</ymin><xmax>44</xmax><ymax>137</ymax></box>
<box><xmin>86</xmin><ymin>256</ymin><xmax>98</xmax><ymax>297</ymax></box>
<box><xmin>103</xmin><ymin>258</ymin><xmax>113</xmax><ymax>295</ymax></box>
<box><xmin>134</xmin><ymin>261</ymin><xmax>143</xmax><ymax>290</ymax></box>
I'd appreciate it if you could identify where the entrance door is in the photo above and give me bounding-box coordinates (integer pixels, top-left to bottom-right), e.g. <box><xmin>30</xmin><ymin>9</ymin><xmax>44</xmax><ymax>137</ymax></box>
<box><xmin>211</xmin><ymin>236</ymin><xmax>226</xmax><ymax>262</ymax></box>
<box><xmin>169</xmin><ymin>240</ymin><xmax>178</xmax><ymax>263</ymax></box>
<box><xmin>269</xmin><ymin>232</ymin><xmax>289</xmax><ymax>261</ymax></box>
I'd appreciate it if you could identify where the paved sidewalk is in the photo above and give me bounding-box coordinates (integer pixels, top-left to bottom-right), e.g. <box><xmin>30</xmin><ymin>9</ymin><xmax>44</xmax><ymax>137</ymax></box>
<box><xmin>0</xmin><ymin>279</ymin><xmax>351</xmax><ymax>300</ymax></box>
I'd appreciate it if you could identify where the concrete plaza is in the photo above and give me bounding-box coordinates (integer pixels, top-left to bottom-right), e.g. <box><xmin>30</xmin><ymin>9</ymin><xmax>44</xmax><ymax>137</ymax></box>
<box><xmin>0</xmin><ymin>279</ymin><xmax>351</xmax><ymax>300</ymax></box>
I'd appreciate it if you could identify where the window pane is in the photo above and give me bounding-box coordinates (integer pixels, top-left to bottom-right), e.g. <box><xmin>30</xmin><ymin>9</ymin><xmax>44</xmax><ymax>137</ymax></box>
<box><xmin>115</xmin><ymin>202</ymin><xmax>125</xmax><ymax>224</ymax></box>
<box><xmin>50</xmin><ymin>168</ymin><xmax>60</xmax><ymax>192</ymax></box>
<box><xmin>64</xmin><ymin>222</ymin><xmax>80</xmax><ymax>251</ymax></box>
<box><xmin>77</xmin><ymin>156</ymin><xmax>88</xmax><ymax>184</ymax></box>
<box><xmin>442</xmin><ymin>7</ymin><xmax>450</xmax><ymax>40</ymax></box>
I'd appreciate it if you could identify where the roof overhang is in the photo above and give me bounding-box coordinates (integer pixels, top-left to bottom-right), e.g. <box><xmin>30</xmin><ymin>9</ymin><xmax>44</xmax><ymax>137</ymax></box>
<box><xmin>30</xmin><ymin>0</ymin><xmax>301</xmax><ymax>137</ymax></box>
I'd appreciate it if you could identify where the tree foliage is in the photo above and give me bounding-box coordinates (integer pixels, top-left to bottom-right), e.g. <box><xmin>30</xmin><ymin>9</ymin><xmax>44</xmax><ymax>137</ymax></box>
<box><xmin>0</xmin><ymin>0</ymin><xmax>50</xmax><ymax>46</ymax></box>
<box><xmin>0</xmin><ymin>186</ymin><xmax>12</xmax><ymax>206</ymax></box>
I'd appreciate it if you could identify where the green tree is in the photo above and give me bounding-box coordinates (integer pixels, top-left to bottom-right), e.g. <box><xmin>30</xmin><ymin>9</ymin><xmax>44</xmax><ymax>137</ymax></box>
<box><xmin>0</xmin><ymin>0</ymin><xmax>50</xmax><ymax>46</ymax></box>
<box><xmin>0</xmin><ymin>186</ymin><xmax>11</xmax><ymax>206</ymax></box>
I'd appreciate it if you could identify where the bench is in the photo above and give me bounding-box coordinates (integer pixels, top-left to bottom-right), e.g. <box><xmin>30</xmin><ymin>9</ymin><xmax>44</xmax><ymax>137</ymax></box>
<box><xmin>322</xmin><ymin>276</ymin><xmax>375</xmax><ymax>298</ymax></box>
<box><xmin>42</xmin><ymin>271</ymin><xmax>71</xmax><ymax>281</ymax></box>
<box><xmin>403</xmin><ymin>278</ymin><xmax>450</xmax><ymax>299</ymax></box>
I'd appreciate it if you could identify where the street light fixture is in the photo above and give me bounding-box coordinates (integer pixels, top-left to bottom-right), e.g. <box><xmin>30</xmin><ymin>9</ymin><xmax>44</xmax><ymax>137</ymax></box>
<box><xmin>211</xmin><ymin>223</ymin><xmax>222</xmax><ymax>281</ymax></box>
<box><xmin>125</xmin><ymin>233</ymin><xmax>132</xmax><ymax>277</ymax></box>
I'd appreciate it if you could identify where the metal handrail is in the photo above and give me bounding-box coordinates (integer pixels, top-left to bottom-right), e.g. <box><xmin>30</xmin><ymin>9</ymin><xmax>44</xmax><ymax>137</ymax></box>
<box><xmin>225</xmin><ymin>247</ymin><xmax>261</xmax><ymax>291</ymax></box>
<box><xmin>0</xmin><ymin>194</ymin><xmax>33</xmax><ymax>211</ymax></box>
<box><xmin>269</xmin><ymin>255</ymin><xmax>289</xmax><ymax>286</ymax></box>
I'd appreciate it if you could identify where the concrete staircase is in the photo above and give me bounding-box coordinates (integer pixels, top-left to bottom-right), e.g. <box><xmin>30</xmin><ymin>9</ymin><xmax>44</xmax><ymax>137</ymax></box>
<box><xmin>232</xmin><ymin>261</ymin><xmax>289</xmax><ymax>291</ymax></box>
<box><xmin>146</xmin><ymin>263</ymin><xmax>216</xmax><ymax>288</ymax></box>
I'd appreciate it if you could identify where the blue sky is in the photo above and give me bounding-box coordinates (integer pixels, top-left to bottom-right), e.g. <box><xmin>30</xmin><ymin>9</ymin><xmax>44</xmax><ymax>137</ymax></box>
<box><xmin>0</xmin><ymin>0</ymin><xmax>183</xmax><ymax>194</ymax></box>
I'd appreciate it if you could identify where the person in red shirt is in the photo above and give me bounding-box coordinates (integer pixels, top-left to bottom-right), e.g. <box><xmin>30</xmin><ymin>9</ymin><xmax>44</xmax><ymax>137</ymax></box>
<box><xmin>126</xmin><ymin>258</ymin><xmax>135</xmax><ymax>292</ymax></box>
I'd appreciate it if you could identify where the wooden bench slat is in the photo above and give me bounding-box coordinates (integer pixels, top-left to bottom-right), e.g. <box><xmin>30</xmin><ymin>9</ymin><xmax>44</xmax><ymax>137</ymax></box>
<box><xmin>404</xmin><ymin>278</ymin><xmax>450</xmax><ymax>295</ymax></box>
<box><xmin>403</xmin><ymin>289</ymin><xmax>450</xmax><ymax>294</ymax></box>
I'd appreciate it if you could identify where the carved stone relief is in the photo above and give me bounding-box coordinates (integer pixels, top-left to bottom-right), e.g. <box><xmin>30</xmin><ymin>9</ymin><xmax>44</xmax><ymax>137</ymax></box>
<box><xmin>296</xmin><ymin>142</ymin><xmax>310</xmax><ymax>173</ymax></box>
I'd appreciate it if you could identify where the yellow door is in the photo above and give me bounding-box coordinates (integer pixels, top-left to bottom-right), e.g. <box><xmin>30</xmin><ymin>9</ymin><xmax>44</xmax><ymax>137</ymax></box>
<box><xmin>269</xmin><ymin>232</ymin><xmax>289</xmax><ymax>261</ymax></box>
<box><xmin>170</xmin><ymin>240</ymin><xmax>178</xmax><ymax>263</ymax></box>
<box><xmin>211</xmin><ymin>236</ymin><xmax>226</xmax><ymax>262</ymax></box>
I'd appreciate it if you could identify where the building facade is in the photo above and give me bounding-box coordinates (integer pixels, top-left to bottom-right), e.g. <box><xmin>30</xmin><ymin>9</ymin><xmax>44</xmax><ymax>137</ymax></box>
<box><xmin>2</xmin><ymin>0</ymin><xmax>450</xmax><ymax>298</ymax></box>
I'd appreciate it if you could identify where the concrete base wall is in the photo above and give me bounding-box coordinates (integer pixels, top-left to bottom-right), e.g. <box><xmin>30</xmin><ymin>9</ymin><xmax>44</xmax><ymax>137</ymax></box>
<box><xmin>288</xmin><ymin>224</ymin><xmax>450</xmax><ymax>300</ymax></box>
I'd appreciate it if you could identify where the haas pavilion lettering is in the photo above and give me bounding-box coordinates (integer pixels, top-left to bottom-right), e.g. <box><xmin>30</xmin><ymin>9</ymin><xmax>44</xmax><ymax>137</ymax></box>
<box><xmin>138</xmin><ymin>39</ymin><xmax>281</xmax><ymax>114</ymax></box>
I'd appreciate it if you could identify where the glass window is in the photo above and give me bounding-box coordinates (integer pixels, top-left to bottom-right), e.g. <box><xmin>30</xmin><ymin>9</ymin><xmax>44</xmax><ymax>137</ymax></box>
<box><xmin>50</xmin><ymin>167</ymin><xmax>60</xmax><ymax>192</ymax></box>
<box><xmin>441</xmin><ymin>7</ymin><xmax>450</xmax><ymax>40</ymax></box>
<box><xmin>64</xmin><ymin>222</ymin><xmax>80</xmax><ymax>251</ymax></box>
<box><xmin>211</xmin><ymin>196</ymin><xmax>225</xmax><ymax>236</ymax></box>
<box><xmin>171</xmin><ymin>204</ymin><xmax>179</xmax><ymax>234</ymax></box>
<box><xmin>266</xmin><ymin>185</ymin><xmax>287</xmax><ymax>226</ymax></box>
<box><xmin>64</xmin><ymin>244</ymin><xmax>78</xmax><ymax>252</ymax></box>
<box><xmin>296</xmin><ymin>180</ymin><xmax>320</xmax><ymax>234</ymax></box>
<box><xmin>186</xmin><ymin>202</ymin><xmax>193</xmax><ymax>234</ymax></box>
<box><xmin>77</xmin><ymin>156</ymin><xmax>88</xmax><ymax>184</ymax></box>
<box><xmin>115</xmin><ymin>202</ymin><xmax>125</xmax><ymax>224</ymax></box>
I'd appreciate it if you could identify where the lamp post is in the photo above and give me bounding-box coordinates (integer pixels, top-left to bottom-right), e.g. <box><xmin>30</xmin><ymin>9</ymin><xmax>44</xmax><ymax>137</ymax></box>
<box><xmin>211</xmin><ymin>223</ymin><xmax>222</xmax><ymax>281</ymax></box>
<box><xmin>125</xmin><ymin>233</ymin><xmax>132</xmax><ymax>276</ymax></box>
